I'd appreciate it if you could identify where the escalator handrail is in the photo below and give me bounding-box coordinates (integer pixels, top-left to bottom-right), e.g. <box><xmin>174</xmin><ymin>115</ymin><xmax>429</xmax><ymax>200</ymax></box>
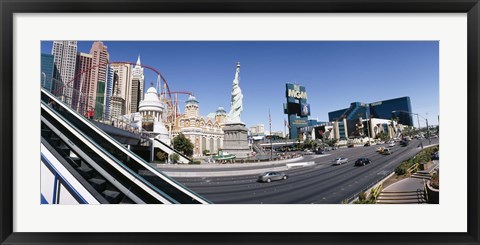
<box><xmin>42</xmin><ymin>102</ymin><xmax>176</xmax><ymax>204</ymax></box>
<box><xmin>153</xmin><ymin>138</ymin><xmax>192</xmax><ymax>162</ymax></box>
<box><xmin>42</xmin><ymin>88</ymin><xmax>210</xmax><ymax>204</ymax></box>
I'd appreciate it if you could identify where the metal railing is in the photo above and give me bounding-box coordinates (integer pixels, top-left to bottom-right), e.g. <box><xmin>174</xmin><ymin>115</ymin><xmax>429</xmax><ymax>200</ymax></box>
<box><xmin>44</xmin><ymin>78</ymin><xmax>153</xmax><ymax>139</ymax></box>
<box><xmin>407</xmin><ymin>162</ymin><xmax>419</xmax><ymax>175</ymax></box>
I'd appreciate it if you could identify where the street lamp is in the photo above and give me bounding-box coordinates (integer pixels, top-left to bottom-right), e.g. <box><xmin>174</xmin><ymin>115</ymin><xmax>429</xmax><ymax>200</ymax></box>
<box><xmin>392</xmin><ymin>110</ymin><xmax>431</xmax><ymax>144</ymax></box>
<box><xmin>41</xmin><ymin>72</ymin><xmax>46</xmax><ymax>88</ymax></box>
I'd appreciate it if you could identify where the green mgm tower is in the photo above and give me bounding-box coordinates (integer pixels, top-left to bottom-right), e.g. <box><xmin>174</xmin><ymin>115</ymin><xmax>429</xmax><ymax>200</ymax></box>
<box><xmin>284</xmin><ymin>83</ymin><xmax>310</xmax><ymax>140</ymax></box>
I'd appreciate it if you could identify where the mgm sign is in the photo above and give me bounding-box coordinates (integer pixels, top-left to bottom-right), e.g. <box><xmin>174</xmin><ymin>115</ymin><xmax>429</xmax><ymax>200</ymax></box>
<box><xmin>284</xmin><ymin>83</ymin><xmax>310</xmax><ymax>140</ymax></box>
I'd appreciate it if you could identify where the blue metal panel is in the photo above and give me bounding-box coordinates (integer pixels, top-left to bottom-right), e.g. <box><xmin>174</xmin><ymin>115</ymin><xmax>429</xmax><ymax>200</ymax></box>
<box><xmin>41</xmin><ymin>154</ymin><xmax>88</xmax><ymax>204</ymax></box>
<box><xmin>329</xmin><ymin>97</ymin><xmax>414</xmax><ymax>127</ymax></box>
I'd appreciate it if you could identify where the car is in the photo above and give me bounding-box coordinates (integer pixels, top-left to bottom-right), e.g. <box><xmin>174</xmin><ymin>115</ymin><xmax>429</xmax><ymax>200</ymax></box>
<box><xmin>400</xmin><ymin>140</ymin><xmax>409</xmax><ymax>146</ymax></box>
<box><xmin>355</xmin><ymin>157</ymin><xmax>372</xmax><ymax>166</ymax></box>
<box><xmin>314</xmin><ymin>148</ymin><xmax>325</xmax><ymax>154</ymax></box>
<box><xmin>333</xmin><ymin>157</ymin><xmax>349</xmax><ymax>165</ymax></box>
<box><xmin>303</xmin><ymin>149</ymin><xmax>314</xmax><ymax>155</ymax></box>
<box><xmin>376</xmin><ymin>147</ymin><xmax>385</xmax><ymax>153</ymax></box>
<box><xmin>388</xmin><ymin>142</ymin><xmax>396</xmax><ymax>147</ymax></box>
<box><xmin>364</xmin><ymin>142</ymin><xmax>371</xmax><ymax>147</ymax></box>
<box><xmin>382</xmin><ymin>148</ymin><xmax>393</xmax><ymax>155</ymax></box>
<box><xmin>431</xmin><ymin>151</ymin><xmax>439</xmax><ymax>160</ymax></box>
<box><xmin>257</xmin><ymin>171</ymin><xmax>288</xmax><ymax>183</ymax></box>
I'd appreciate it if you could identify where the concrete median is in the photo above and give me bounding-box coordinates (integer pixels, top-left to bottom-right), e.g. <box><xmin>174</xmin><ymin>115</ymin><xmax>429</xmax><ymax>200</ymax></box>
<box><xmin>160</xmin><ymin>160</ymin><xmax>316</xmax><ymax>178</ymax></box>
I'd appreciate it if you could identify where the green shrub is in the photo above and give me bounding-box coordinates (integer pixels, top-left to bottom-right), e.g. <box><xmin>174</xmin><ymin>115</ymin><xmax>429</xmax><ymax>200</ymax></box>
<box><xmin>358</xmin><ymin>191</ymin><xmax>367</xmax><ymax>201</ymax></box>
<box><xmin>395</xmin><ymin>163</ymin><xmax>407</xmax><ymax>175</ymax></box>
<box><xmin>353</xmin><ymin>192</ymin><xmax>375</xmax><ymax>204</ymax></box>
<box><xmin>169</xmin><ymin>153</ymin><xmax>180</xmax><ymax>163</ymax></box>
<box><xmin>155</xmin><ymin>151</ymin><xmax>168</xmax><ymax>161</ymax></box>
<box><xmin>353</xmin><ymin>199</ymin><xmax>375</xmax><ymax>204</ymax></box>
<box><xmin>395</xmin><ymin>147</ymin><xmax>437</xmax><ymax>176</ymax></box>
<box><xmin>430</xmin><ymin>172</ymin><xmax>439</xmax><ymax>189</ymax></box>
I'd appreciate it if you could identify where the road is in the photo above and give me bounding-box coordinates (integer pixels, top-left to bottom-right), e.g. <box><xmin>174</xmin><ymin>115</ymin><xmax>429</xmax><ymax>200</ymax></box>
<box><xmin>171</xmin><ymin>138</ymin><xmax>438</xmax><ymax>204</ymax></box>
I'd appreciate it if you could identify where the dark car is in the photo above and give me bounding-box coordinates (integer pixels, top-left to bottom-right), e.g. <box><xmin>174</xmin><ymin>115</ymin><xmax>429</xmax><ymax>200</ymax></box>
<box><xmin>400</xmin><ymin>140</ymin><xmax>409</xmax><ymax>146</ymax></box>
<box><xmin>382</xmin><ymin>148</ymin><xmax>393</xmax><ymax>155</ymax></box>
<box><xmin>257</xmin><ymin>171</ymin><xmax>288</xmax><ymax>183</ymax></box>
<box><xmin>315</xmin><ymin>148</ymin><xmax>325</xmax><ymax>154</ymax></box>
<box><xmin>431</xmin><ymin>151</ymin><xmax>439</xmax><ymax>160</ymax></box>
<box><xmin>355</xmin><ymin>157</ymin><xmax>372</xmax><ymax>166</ymax></box>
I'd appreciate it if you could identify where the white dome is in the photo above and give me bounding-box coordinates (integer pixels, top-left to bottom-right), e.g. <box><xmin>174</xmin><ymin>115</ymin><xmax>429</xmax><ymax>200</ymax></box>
<box><xmin>147</xmin><ymin>86</ymin><xmax>157</xmax><ymax>94</ymax></box>
<box><xmin>139</xmin><ymin>86</ymin><xmax>164</xmax><ymax>112</ymax></box>
<box><xmin>144</xmin><ymin>86</ymin><xmax>159</xmax><ymax>102</ymax></box>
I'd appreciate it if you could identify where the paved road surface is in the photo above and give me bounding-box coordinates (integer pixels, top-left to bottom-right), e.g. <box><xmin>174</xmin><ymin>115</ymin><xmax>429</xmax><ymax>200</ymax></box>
<box><xmin>171</xmin><ymin>138</ymin><xmax>438</xmax><ymax>204</ymax></box>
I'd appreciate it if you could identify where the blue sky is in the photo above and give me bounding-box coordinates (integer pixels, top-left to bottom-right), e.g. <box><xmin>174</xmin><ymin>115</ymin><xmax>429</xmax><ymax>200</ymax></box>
<box><xmin>41</xmin><ymin>41</ymin><xmax>439</xmax><ymax>131</ymax></box>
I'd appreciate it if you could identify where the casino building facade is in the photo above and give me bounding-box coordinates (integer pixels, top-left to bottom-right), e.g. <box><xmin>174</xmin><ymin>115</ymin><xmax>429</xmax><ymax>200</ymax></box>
<box><xmin>328</xmin><ymin>97</ymin><xmax>414</xmax><ymax>127</ymax></box>
<box><xmin>325</xmin><ymin>97</ymin><xmax>413</xmax><ymax>140</ymax></box>
<box><xmin>173</xmin><ymin>95</ymin><xmax>226</xmax><ymax>157</ymax></box>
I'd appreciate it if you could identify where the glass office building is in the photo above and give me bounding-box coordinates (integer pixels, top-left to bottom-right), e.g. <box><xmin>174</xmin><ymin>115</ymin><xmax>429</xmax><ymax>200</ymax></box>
<box><xmin>41</xmin><ymin>53</ymin><xmax>55</xmax><ymax>92</ymax></box>
<box><xmin>328</xmin><ymin>97</ymin><xmax>414</xmax><ymax>126</ymax></box>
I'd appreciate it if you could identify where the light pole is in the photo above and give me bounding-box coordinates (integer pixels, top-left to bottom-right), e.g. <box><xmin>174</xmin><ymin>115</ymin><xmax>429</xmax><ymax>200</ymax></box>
<box><xmin>365</xmin><ymin>108</ymin><xmax>372</xmax><ymax>143</ymax></box>
<box><xmin>392</xmin><ymin>110</ymin><xmax>431</xmax><ymax>144</ymax></box>
<box><xmin>41</xmin><ymin>72</ymin><xmax>46</xmax><ymax>89</ymax></box>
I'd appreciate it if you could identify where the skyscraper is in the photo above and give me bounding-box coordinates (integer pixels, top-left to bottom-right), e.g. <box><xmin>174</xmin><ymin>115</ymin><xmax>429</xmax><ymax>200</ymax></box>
<box><xmin>110</xmin><ymin>63</ymin><xmax>132</xmax><ymax>114</ymax></box>
<box><xmin>130</xmin><ymin>78</ymin><xmax>141</xmax><ymax>114</ymax></box>
<box><xmin>41</xmin><ymin>53</ymin><xmax>55</xmax><ymax>92</ymax></box>
<box><xmin>130</xmin><ymin>55</ymin><xmax>145</xmax><ymax>113</ymax></box>
<box><xmin>89</xmin><ymin>41</ymin><xmax>109</xmax><ymax>119</ymax></box>
<box><xmin>105</xmin><ymin>65</ymin><xmax>114</xmax><ymax>120</ymax></box>
<box><xmin>51</xmin><ymin>41</ymin><xmax>77</xmax><ymax>107</ymax></box>
<box><xmin>74</xmin><ymin>52</ymin><xmax>93</xmax><ymax>114</ymax></box>
<box><xmin>109</xmin><ymin>71</ymin><xmax>125</xmax><ymax>120</ymax></box>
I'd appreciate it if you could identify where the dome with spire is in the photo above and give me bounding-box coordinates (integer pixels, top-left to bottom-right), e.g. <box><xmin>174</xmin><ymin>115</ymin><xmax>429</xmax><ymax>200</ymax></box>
<box><xmin>146</xmin><ymin>86</ymin><xmax>157</xmax><ymax>94</ymax></box>
<box><xmin>186</xmin><ymin>95</ymin><xmax>199</xmax><ymax>105</ymax></box>
<box><xmin>139</xmin><ymin>85</ymin><xmax>164</xmax><ymax>112</ymax></box>
<box><xmin>216</xmin><ymin>106</ymin><xmax>227</xmax><ymax>115</ymax></box>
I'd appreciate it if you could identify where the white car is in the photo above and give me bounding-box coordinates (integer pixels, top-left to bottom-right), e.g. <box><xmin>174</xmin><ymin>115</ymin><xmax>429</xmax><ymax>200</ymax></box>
<box><xmin>303</xmin><ymin>149</ymin><xmax>314</xmax><ymax>155</ymax></box>
<box><xmin>333</xmin><ymin>157</ymin><xmax>348</xmax><ymax>165</ymax></box>
<box><xmin>388</xmin><ymin>142</ymin><xmax>396</xmax><ymax>147</ymax></box>
<box><xmin>376</xmin><ymin>147</ymin><xmax>385</xmax><ymax>153</ymax></box>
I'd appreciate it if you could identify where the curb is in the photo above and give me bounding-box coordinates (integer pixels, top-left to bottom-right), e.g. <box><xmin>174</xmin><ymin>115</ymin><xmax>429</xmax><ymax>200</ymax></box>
<box><xmin>161</xmin><ymin>160</ymin><xmax>316</xmax><ymax>177</ymax></box>
<box><xmin>162</xmin><ymin>165</ymin><xmax>290</xmax><ymax>177</ymax></box>
<box><xmin>156</xmin><ymin>156</ymin><xmax>305</xmax><ymax>169</ymax></box>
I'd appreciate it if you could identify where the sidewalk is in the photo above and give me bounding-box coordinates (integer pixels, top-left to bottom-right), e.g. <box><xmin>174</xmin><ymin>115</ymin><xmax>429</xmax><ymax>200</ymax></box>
<box><xmin>376</xmin><ymin>160</ymin><xmax>439</xmax><ymax>204</ymax></box>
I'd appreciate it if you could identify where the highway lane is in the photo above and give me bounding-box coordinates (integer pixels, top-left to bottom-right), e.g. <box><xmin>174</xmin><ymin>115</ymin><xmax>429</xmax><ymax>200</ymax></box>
<box><xmin>173</xmin><ymin>138</ymin><xmax>438</xmax><ymax>204</ymax></box>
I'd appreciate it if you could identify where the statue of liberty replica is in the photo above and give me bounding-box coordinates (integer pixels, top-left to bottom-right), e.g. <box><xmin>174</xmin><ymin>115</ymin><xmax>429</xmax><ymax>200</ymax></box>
<box><xmin>222</xmin><ymin>62</ymin><xmax>250</xmax><ymax>159</ymax></box>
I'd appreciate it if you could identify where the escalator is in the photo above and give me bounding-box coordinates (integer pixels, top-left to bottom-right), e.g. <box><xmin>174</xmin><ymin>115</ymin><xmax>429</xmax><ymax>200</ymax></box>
<box><xmin>41</xmin><ymin>88</ymin><xmax>211</xmax><ymax>204</ymax></box>
<box><xmin>152</xmin><ymin>138</ymin><xmax>191</xmax><ymax>163</ymax></box>
<box><xmin>252</xmin><ymin>142</ymin><xmax>267</xmax><ymax>155</ymax></box>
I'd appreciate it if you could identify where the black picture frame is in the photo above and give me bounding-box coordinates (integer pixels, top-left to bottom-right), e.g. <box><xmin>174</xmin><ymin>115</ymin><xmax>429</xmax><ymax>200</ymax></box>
<box><xmin>1</xmin><ymin>0</ymin><xmax>479</xmax><ymax>244</ymax></box>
